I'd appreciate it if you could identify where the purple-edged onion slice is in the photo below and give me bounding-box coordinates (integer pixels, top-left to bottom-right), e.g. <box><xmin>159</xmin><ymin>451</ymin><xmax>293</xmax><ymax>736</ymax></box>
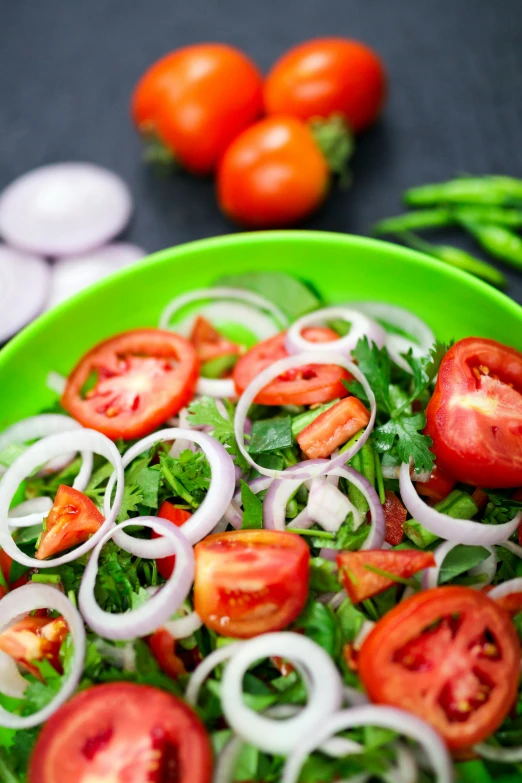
<box><xmin>234</xmin><ymin>351</ymin><xmax>376</xmax><ymax>480</ymax></box>
<box><xmin>0</xmin><ymin>584</ymin><xmax>85</xmax><ymax>728</ymax></box>
<box><xmin>0</xmin><ymin>246</ymin><xmax>50</xmax><ymax>342</ymax></box>
<box><xmin>0</xmin><ymin>163</ymin><xmax>132</xmax><ymax>256</ymax></box>
<box><xmin>284</xmin><ymin>306</ymin><xmax>386</xmax><ymax>357</ymax></box>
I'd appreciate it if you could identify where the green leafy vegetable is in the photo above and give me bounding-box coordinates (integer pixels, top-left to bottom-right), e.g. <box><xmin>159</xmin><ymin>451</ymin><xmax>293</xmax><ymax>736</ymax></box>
<box><xmin>215</xmin><ymin>271</ymin><xmax>322</xmax><ymax>320</ymax></box>
<box><xmin>294</xmin><ymin>600</ymin><xmax>340</xmax><ymax>658</ymax></box>
<box><xmin>187</xmin><ymin>396</ymin><xmax>249</xmax><ymax>472</ymax></box>
<box><xmin>240</xmin><ymin>480</ymin><xmax>263</xmax><ymax>529</ymax></box>
<box><xmin>438</xmin><ymin>545</ymin><xmax>490</xmax><ymax>584</ymax></box>
<box><xmin>249</xmin><ymin>415</ymin><xmax>293</xmax><ymax>454</ymax></box>
<box><xmin>309</xmin><ymin>557</ymin><xmax>342</xmax><ymax>593</ymax></box>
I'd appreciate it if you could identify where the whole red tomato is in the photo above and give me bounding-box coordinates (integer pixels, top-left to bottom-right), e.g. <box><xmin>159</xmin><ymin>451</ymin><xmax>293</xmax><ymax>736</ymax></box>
<box><xmin>217</xmin><ymin>116</ymin><xmax>330</xmax><ymax>227</ymax></box>
<box><xmin>131</xmin><ymin>44</ymin><xmax>263</xmax><ymax>174</ymax></box>
<box><xmin>264</xmin><ymin>38</ymin><xmax>386</xmax><ymax>133</ymax></box>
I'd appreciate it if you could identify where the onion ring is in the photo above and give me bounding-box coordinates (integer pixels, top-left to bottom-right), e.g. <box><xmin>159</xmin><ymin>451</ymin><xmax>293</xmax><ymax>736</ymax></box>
<box><xmin>284</xmin><ymin>306</ymin><xmax>386</xmax><ymax>357</ymax></box>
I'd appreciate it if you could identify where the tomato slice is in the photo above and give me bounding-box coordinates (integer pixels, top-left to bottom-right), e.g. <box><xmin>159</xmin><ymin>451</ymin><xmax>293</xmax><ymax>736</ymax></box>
<box><xmin>425</xmin><ymin>337</ymin><xmax>522</xmax><ymax>488</ymax></box>
<box><xmin>383</xmin><ymin>490</ymin><xmax>407</xmax><ymax>546</ymax></box>
<box><xmin>62</xmin><ymin>329</ymin><xmax>199</xmax><ymax>440</ymax></box>
<box><xmin>297</xmin><ymin>396</ymin><xmax>370</xmax><ymax>458</ymax></box>
<box><xmin>233</xmin><ymin>329</ymin><xmax>349</xmax><ymax>405</ymax></box>
<box><xmin>337</xmin><ymin>549</ymin><xmax>434</xmax><ymax>604</ymax></box>
<box><xmin>189</xmin><ymin>316</ymin><xmax>240</xmax><ymax>363</ymax></box>
<box><xmin>0</xmin><ymin>615</ymin><xmax>68</xmax><ymax>678</ymax></box>
<box><xmin>36</xmin><ymin>485</ymin><xmax>104</xmax><ymax>561</ymax></box>
<box><xmin>29</xmin><ymin>682</ymin><xmax>212</xmax><ymax>783</ymax></box>
<box><xmin>416</xmin><ymin>466</ymin><xmax>457</xmax><ymax>504</ymax></box>
<box><xmin>359</xmin><ymin>586</ymin><xmax>521</xmax><ymax>749</ymax></box>
<box><xmin>194</xmin><ymin>530</ymin><xmax>309</xmax><ymax>638</ymax></box>
<box><xmin>151</xmin><ymin>501</ymin><xmax>192</xmax><ymax>580</ymax></box>
<box><xmin>147</xmin><ymin>628</ymin><xmax>186</xmax><ymax>679</ymax></box>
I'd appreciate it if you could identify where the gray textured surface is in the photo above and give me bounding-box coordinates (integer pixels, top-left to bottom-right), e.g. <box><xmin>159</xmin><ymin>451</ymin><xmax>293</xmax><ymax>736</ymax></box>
<box><xmin>1</xmin><ymin>0</ymin><xmax>522</xmax><ymax>302</ymax></box>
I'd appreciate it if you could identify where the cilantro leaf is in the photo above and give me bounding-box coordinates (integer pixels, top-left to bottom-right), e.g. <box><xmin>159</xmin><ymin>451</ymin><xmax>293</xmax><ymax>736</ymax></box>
<box><xmin>346</xmin><ymin>337</ymin><xmax>392</xmax><ymax>412</ymax></box>
<box><xmin>116</xmin><ymin>484</ymin><xmax>144</xmax><ymax>522</ymax></box>
<box><xmin>438</xmin><ymin>545</ymin><xmax>490</xmax><ymax>584</ymax></box>
<box><xmin>374</xmin><ymin>412</ymin><xmax>434</xmax><ymax>474</ymax></box>
<box><xmin>187</xmin><ymin>396</ymin><xmax>249</xmax><ymax>472</ymax></box>
<box><xmin>240</xmin><ymin>481</ymin><xmax>263</xmax><ymax>529</ymax></box>
<box><xmin>214</xmin><ymin>271</ymin><xmax>322</xmax><ymax>320</ymax></box>
<box><xmin>159</xmin><ymin>450</ymin><xmax>210</xmax><ymax>508</ymax></box>
<box><xmin>294</xmin><ymin>600</ymin><xmax>340</xmax><ymax>658</ymax></box>
<box><xmin>249</xmin><ymin>415</ymin><xmax>293</xmax><ymax>454</ymax></box>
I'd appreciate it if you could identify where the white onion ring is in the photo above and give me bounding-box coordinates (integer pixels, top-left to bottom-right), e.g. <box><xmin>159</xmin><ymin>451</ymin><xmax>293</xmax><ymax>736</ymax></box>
<box><xmin>8</xmin><ymin>496</ymin><xmax>53</xmax><ymax>519</ymax></box>
<box><xmin>422</xmin><ymin>541</ymin><xmax>496</xmax><ymax>590</ymax></box>
<box><xmin>163</xmin><ymin>610</ymin><xmax>203</xmax><ymax>640</ymax></box>
<box><xmin>103</xmin><ymin>428</ymin><xmax>235</xmax><ymax>556</ymax></box>
<box><xmin>196</xmin><ymin>377</ymin><xmax>236</xmax><ymax>399</ymax></box>
<box><xmin>307</xmin><ymin>478</ymin><xmax>361</xmax><ymax>532</ymax></box>
<box><xmin>343</xmin><ymin>685</ymin><xmax>369</xmax><ymax>706</ymax></box>
<box><xmin>46</xmin><ymin>371</ymin><xmax>67</xmax><ymax>395</ymax></box>
<box><xmin>281</xmin><ymin>706</ymin><xmax>452</xmax><ymax>783</ymax></box>
<box><xmin>399</xmin><ymin>462</ymin><xmax>522</xmax><ymax>545</ymax></box>
<box><xmin>0</xmin><ymin>584</ymin><xmax>85</xmax><ymax>728</ymax></box>
<box><xmin>474</xmin><ymin>742</ymin><xmax>522</xmax><ymax>763</ymax></box>
<box><xmin>0</xmin><ymin>429</ymin><xmax>123</xmax><ymax>567</ymax></box>
<box><xmin>221</xmin><ymin>632</ymin><xmax>343</xmax><ymax>755</ymax></box>
<box><xmin>284</xmin><ymin>306</ymin><xmax>386</xmax><ymax>357</ymax></box>
<box><xmin>234</xmin><ymin>351</ymin><xmax>376</xmax><ymax>479</ymax></box>
<box><xmin>79</xmin><ymin>516</ymin><xmax>194</xmax><ymax>641</ymax></box>
<box><xmin>382</xmin><ymin>464</ymin><xmax>430</xmax><ymax>482</ymax></box>
<box><xmin>185</xmin><ymin>643</ymin><xmax>244</xmax><ymax>707</ymax></box>
<box><xmin>487</xmin><ymin>577</ymin><xmax>522</xmax><ymax>602</ymax></box>
<box><xmin>0</xmin><ymin>651</ymin><xmax>28</xmax><ymax>698</ymax></box>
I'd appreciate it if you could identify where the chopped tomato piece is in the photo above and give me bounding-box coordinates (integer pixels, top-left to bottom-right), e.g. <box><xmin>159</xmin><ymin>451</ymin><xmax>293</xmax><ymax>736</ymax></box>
<box><xmin>483</xmin><ymin>586</ymin><xmax>522</xmax><ymax>617</ymax></box>
<box><xmin>189</xmin><ymin>316</ymin><xmax>240</xmax><ymax>363</ymax></box>
<box><xmin>147</xmin><ymin>628</ymin><xmax>186</xmax><ymax>679</ymax></box>
<box><xmin>417</xmin><ymin>465</ymin><xmax>456</xmax><ymax>504</ymax></box>
<box><xmin>359</xmin><ymin>586</ymin><xmax>521</xmax><ymax>749</ymax></box>
<box><xmin>62</xmin><ymin>329</ymin><xmax>199</xmax><ymax>440</ymax></box>
<box><xmin>36</xmin><ymin>485</ymin><xmax>104</xmax><ymax>561</ymax></box>
<box><xmin>471</xmin><ymin>488</ymin><xmax>489</xmax><ymax>512</ymax></box>
<box><xmin>152</xmin><ymin>501</ymin><xmax>192</xmax><ymax>579</ymax></box>
<box><xmin>0</xmin><ymin>615</ymin><xmax>68</xmax><ymax>678</ymax></box>
<box><xmin>194</xmin><ymin>530</ymin><xmax>309</xmax><ymax>638</ymax></box>
<box><xmin>0</xmin><ymin>549</ymin><xmax>12</xmax><ymax>583</ymax></box>
<box><xmin>297</xmin><ymin>396</ymin><xmax>371</xmax><ymax>459</ymax></box>
<box><xmin>336</xmin><ymin>549</ymin><xmax>435</xmax><ymax>604</ymax></box>
<box><xmin>383</xmin><ymin>490</ymin><xmax>407</xmax><ymax>546</ymax></box>
<box><xmin>342</xmin><ymin>642</ymin><xmax>359</xmax><ymax>672</ymax></box>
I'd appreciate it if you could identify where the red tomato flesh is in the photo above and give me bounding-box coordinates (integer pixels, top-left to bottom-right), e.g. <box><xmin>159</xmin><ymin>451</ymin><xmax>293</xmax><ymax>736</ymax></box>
<box><xmin>425</xmin><ymin>337</ymin><xmax>522</xmax><ymax>488</ymax></box>
<box><xmin>194</xmin><ymin>530</ymin><xmax>309</xmax><ymax>638</ymax></box>
<box><xmin>359</xmin><ymin>586</ymin><xmax>521</xmax><ymax>749</ymax></box>
<box><xmin>36</xmin><ymin>485</ymin><xmax>104</xmax><ymax>561</ymax></box>
<box><xmin>152</xmin><ymin>501</ymin><xmax>192</xmax><ymax>580</ymax></box>
<box><xmin>297</xmin><ymin>396</ymin><xmax>370</xmax><ymax>459</ymax></box>
<box><xmin>383</xmin><ymin>490</ymin><xmax>407</xmax><ymax>546</ymax></box>
<box><xmin>417</xmin><ymin>465</ymin><xmax>457</xmax><ymax>504</ymax></box>
<box><xmin>336</xmin><ymin>549</ymin><xmax>435</xmax><ymax>604</ymax></box>
<box><xmin>189</xmin><ymin>316</ymin><xmax>240</xmax><ymax>364</ymax></box>
<box><xmin>233</xmin><ymin>329</ymin><xmax>349</xmax><ymax>406</ymax></box>
<box><xmin>29</xmin><ymin>682</ymin><xmax>212</xmax><ymax>783</ymax></box>
<box><xmin>0</xmin><ymin>615</ymin><xmax>68</xmax><ymax>678</ymax></box>
<box><xmin>147</xmin><ymin>628</ymin><xmax>186</xmax><ymax>679</ymax></box>
<box><xmin>62</xmin><ymin>329</ymin><xmax>199</xmax><ymax>441</ymax></box>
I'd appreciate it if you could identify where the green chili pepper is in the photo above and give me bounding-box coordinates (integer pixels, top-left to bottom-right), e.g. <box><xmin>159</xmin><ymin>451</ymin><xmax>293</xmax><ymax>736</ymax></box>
<box><xmin>460</xmin><ymin>221</ymin><xmax>522</xmax><ymax>271</ymax></box>
<box><xmin>348</xmin><ymin>442</ymin><xmax>376</xmax><ymax>515</ymax></box>
<box><xmin>405</xmin><ymin>176</ymin><xmax>522</xmax><ymax>207</ymax></box>
<box><xmin>455</xmin><ymin>205</ymin><xmax>522</xmax><ymax>227</ymax></box>
<box><xmin>399</xmin><ymin>232</ymin><xmax>506</xmax><ymax>288</ymax></box>
<box><xmin>373</xmin><ymin>208</ymin><xmax>454</xmax><ymax>235</ymax></box>
<box><xmin>404</xmin><ymin>490</ymin><xmax>478</xmax><ymax>548</ymax></box>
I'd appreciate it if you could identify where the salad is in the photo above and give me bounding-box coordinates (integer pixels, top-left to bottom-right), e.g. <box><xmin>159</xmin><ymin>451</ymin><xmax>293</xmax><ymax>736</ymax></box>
<box><xmin>0</xmin><ymin>271</ymin><xmax>521</xmax><ymax>783</ymax></box>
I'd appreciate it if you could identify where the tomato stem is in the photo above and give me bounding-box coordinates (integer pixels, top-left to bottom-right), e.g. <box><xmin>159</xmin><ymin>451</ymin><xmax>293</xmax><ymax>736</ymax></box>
<box><xmin>309</xmin><ymin>115</ymin><xmax>354</xmax><ymax>187</ymax></box>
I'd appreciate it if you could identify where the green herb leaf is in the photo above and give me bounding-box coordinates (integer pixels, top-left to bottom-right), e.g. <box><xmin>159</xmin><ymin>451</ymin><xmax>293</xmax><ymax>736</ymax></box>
<box><xmin>187</xmin><ymin>396</ymin><xmax>249</xmax><ymax>472</ymax></box>
<box><xmin>294</xmin><ymin>600</ymin><xmax>340</xmax><ymax>658</ymax></box>
<box><xmin>438</xmin><ymin>545</ymin><xmax>490</xmax><ymax>584</ymax></box>
<box><xmin>374</xmin><ymin>412</ymin><xmax>434</xmax><ymax>474</ymax></box>
<box><xmin>309</xmin><ymin>557</ymin><xmax>342</xmax><ymax>593</ymax></box>
<box><xmin>249</xmin><ymin>415</ymin><xmax>293</xmax><ymax>454</ymax></box>
<box><xmin>240</xmin><ymin>481</ymin><xmax>263</xmax><ymax>529</ymax></box>
<box><xmin>215</xmin><ymin>271</ymin><xmax>322</xmax><ymax>320</ymax></box>
<box><xmin>135</xmin><ymin>466</ymin><xmax>161</xmax><ymax>508</ymax></box>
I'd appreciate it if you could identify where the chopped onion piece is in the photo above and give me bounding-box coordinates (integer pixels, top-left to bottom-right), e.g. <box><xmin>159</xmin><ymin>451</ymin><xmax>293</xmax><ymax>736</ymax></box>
<box><xmin>196</xmin><ymin>377</ymin><xmax>236</xmax><ymax>399</ymax></box>
<box><xmin>307</xmin><ymin>478</ymin><xmax>361</xmax><ymax>532</ymax></box>
<box><xmin>185</xmin><ymin>643</ymin><xmax>244</xmax><ymax>707</ymax></box>
<box><xmin>0</xmin><ymin>584</ymin><xmax>85</xmax><ymax>728</ymax></box>
<box><xmin>0</xmin><ymin>163</ymin><xmax>132</xmax><ymax>256</ymax></box>
<box><xmin>474</xmin><ymin>742</ymin><xmax>522</xmax><ymax>763</ymax></box>
<box><xmin>0</xmin><ymin>246</ymin><xmax>50</xmax><ymax>342</ymax></box>
<box><xmin>0</xmin><ymin>429</ymin><xmax>123</xmax><ymax>567</ymax></box>
<box><xmin>487</xmin><ymin>577</ymin><xmax>522</xmax><ymax>602</ymax></box>
<box><xmin>79</xmin><ymin>516</ymin><xmax>194</xmax><ymax>641</ymax></box>
<box><xmin>343</xmin><ymin>685</ymin><xmax>369</xmax><ymax>706</ymax></box>
<box><xmin>221</xmin><ymin>632</ymin><xmax>343</xmax><ymax>755</ymax></box>
<box><xmin>0</xmin><ymin>651</ymin><xmax>28</xmax><ymax>699</ymax></box>
<box><xmin>163</xmin><ymin>610</ymin><xmax>203</xmax><ymax>640</ymax></box>
<box><xmin>46</xmin><ymin>371</ymin><xmax>67</xmax><ymax>395</ymax></box>
<box><xmin>284</xmin><ymin>306</ymin><xmax>386</xmax><ymax>357</ymax></box>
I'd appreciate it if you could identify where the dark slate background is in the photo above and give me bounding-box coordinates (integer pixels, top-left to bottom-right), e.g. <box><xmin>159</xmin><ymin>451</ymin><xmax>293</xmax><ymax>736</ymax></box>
<box><xmin>1</xmin><ymin>0</ymin><xmax>522</xmax><ymax>303</ymax></box>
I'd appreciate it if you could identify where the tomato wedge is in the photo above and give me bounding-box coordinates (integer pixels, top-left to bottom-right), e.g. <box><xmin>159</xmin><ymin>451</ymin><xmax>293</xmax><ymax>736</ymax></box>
<box><xmin>359</xmin><ymin>586</ymin><xmax>521</xmax><ymax>749</ymax></box>
<box><xmin>147</xmin><ymin>628</ymin><xmax>186</xmax><ymax>679</ymax></box>
<box><xmin>36</xmin><ymin>485</ymin><xmax>104</xmax><ymax>561</ymax></box>
<box><xmin>297</xmin><ymin>396</ymin><xmax>370</xmax><ymax>458</ymax></box>
<box><xmin>194</xmin><ymin>530</ymin><xmax>309</xmax><ymax>638</ymax></box>
<box><xmin>233</xmin><ymin>329</ymin><xmax>349</xmax><ymax>405</ymax></box>
<box><xmin>383</xmin><ymin>490</ymin><xmax>407</xmax><ymax>546</ymax></box>
<box><xmin>337</xmin><ymin>549</ymin><xmax>435</xmax><ymax>603</ymax></box>
<box><xmin>425</xmin><ymin>337</ymin><xmax>522</xmax><ymax>488</ymax></box>
<box><xmin>62</xmin><ymin>329</ymin><xmax>199</xmax><ymax>440</ymax></box>
<box><xmin>416</xmin><ymin>466</ymin><xmax>456</xmax><ymax>504</ymax></box>
<box><xmin>29</xmin><ymin>682</ymin><xmax>212</xmax><ymax>783</ymax></box>
<box><xmin>0</xmin><ymin>615</ymin><xmax>68</xmax><ymax>678</ymax></box>
<box><xmin>151</xmin><ymin>501</ymin><xmax>192</xmax><ymax>579</ymax></box>
<box><xmin>189</xmin><ymin>316</ymin><xmax>240</xmax><ymax>363</ymax></box>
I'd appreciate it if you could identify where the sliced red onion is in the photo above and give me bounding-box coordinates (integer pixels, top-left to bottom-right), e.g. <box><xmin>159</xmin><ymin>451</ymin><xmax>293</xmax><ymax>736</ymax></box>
<box><xmin>235</xmin><ymin>351</ymin><xmax>376</xmax><ymax>480</ymax></box>
<box><xmin>319</xmin><ymin>547</ymin><xmax>338</xmax><ymax>562</ymax></box>
<box><xmin>400</xmin><ymin>462</ymin><xmax>522</xmax><ymax>545</ymax></box>
<box><xmin>46</xmin><ymin>371</ymin><xmax>67</xmax><ymax>395</ymax></box>
<box><xmin>104</xmin><ymin>428</ymin><xmax>235</xmax><ymax>556</ymax></box>
<box><xmin>79</xmin><ymin>516</ymin><xmax>194</xmax><ymax>641</ymax></box>
<box><xmin>499</xmin><ymin>540</ymin><xmax>522</xmax><ymax>559</ymax></box>
<box><xmin>185</xmin><ymin>642</ymin><xmax>244</xmax><ymax>707</ymax></box>
<box><xmin>0</xmin><ymin>651</ymin><xmax>29</xmax><ymax>698</ymax></box>
<box><xmin>0</xmin><ymin>583</ymin><xmax>85</xmax><ymax>729</ymax></box>
<box><xmin>307</xmin><ymin>478</ymin><xmax>361</xmax><ymax>532</ymax></box>
<box><xmin>474</xmin><ymin>742</ymin><xmax>522</xmax><ymax>763</ymax></box>
<box><xmin>163</xmin><ymin>610</ymin><xmax>202</xmax><ymax>640</ymax></box>
<box><xmin>354</xmin><ymin>620</ymin><xmax>376</xmax><ymax>650</ymax></box>
<box><xmin>8</xmin><ymin>496</ymin><xmax>53</xmax><ymax>520</ymax></box>
<box><xmin>328</xmin><ymin>589</ymin><xmax>347</xmax><ymax>610</ymax></box>
<box><xmin>196</xmin><ymin>377</ymin><xmax>236</xmax><ymax>399</ymax></box>
<box><xmin>0</xmin><ymin>246</ymin><xmax>50</xmax><ymax>342</ymax></box>
<box><xmin>0</xmin><ymin>163</ymin><xmax>132</xmax><ymax>256</ymax></box>
<box><xmin>223</xmin><ymin>500</ymin><xmax>243</xmax><ymax>530</ymax></box>
<box><xmin>159</xmin><ymin>287</ymin><xmax>288</xmax><ymax>335</ymax></box>
<box><xmin>281</xmin><ymin>706</ymin><xmax>452</xmax><ymax>783</ymax></box>
<box><xmin>487</xmin><ymin>577</ymin><xmax>522</xmax><ymax>602</ymax></box>
<box><xmin>289</xmin><ymin>506</ymin><xmax>315</xmax><ymax>530</ymax></box>
<box><xmin>343</xmin><ymin>685</ymin><xmax>369</xmax><ymax>707</ymax></box>
<box><xmin>221</xmin><ymin>632</ymin><xmax>343</xmax><ymax>755</ymax></box>
<box><xmin>392</xmin><ymin>744</ymin><xmax>418</xmax><ymax>783</ymax></box>
<box><xmin>0</xmin><ymin>429</ymin><xmax>123</xmax><ymax>567</ymax></box>
<box><xmin>264</xmin><ymin>460</ymin><xmax>326</xmax><ymax>530</ymax></box>
<box><xmin>422</xmin><ymin>541</ymin><xmax>497</xmax><ymax>590</ymax></box>
<box><xmin>47</xmin><ymin>243</ymin><xmax>146</xmax><ymax>308</ymax></box>
<box><xmin>329</xmin><ymin>466</ymin><xmax>385</xmax><ymax>550</ymax></box>
<box><xmin>382</xmin><ymin>464</ymin><xmax>430</xmax><ymax>482</ymax></box>
<box><xmin>284</xmin><ymin>306</ymin><xmax>386</xmax><ymax>357</ymax></box>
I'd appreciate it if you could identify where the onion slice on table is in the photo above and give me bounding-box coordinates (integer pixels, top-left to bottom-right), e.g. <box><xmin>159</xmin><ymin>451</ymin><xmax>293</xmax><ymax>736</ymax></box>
<box><xmin>221</xmin><ymin>632</ymin><xmax>343</xmax><ymax>755</ymax></box>
<box><xmin>79</xmin><ymin>516</ymin><xmax>194</xmax><ymax>641</ymax></box>
<box><xmin>47</xmin><ymin>243</ymin><xmax>146</xmax><ymax>308</ymax></box>
<box><xmin>281</xmin><ymin>706</ymin><xmax>452</xmax><ymax>783</ymax></box>
<box><xmin>102</xmin><ymin>428</ymin><xmax>235</xmax><ymax>557</ymax></box>
<box><xmin>0</xmin><ymin>163</ymin><xmax>132</xmax><ymax>256</ymax></box>
<box><xmin>0</xmin><ymin>246</ymin><xmax>50</xmax><ymax>342</ymax></box>
<box><xmin>0</xmin><ymin>583</ymin><xmax>85</xmax><ymax>729</ymax></box>
<box><xmin>234</xmin><ymin>351</ymin><xmax>376</xmax><ymax>480</ymax></box>
<box><xmin>284</xmin><ymin>306</ymin><xmax>386</xmax><ymax>356</ymax></box>
<box><xmin>399</xmin><ymin>462</ymin><xmax>522</xmax><ymax>545</ymax></box>
<box><xmin>0</xmin><ymin>429</ymin><xmax>123</xmax><ymax>567</ymax></box>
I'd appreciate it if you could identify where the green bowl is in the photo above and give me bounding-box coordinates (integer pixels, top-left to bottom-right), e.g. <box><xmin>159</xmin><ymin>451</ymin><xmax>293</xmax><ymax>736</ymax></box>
<box><xmin>0</xmin><ymin>230</ymin><xmax>521</xmax><ymax>783</ymax></box>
